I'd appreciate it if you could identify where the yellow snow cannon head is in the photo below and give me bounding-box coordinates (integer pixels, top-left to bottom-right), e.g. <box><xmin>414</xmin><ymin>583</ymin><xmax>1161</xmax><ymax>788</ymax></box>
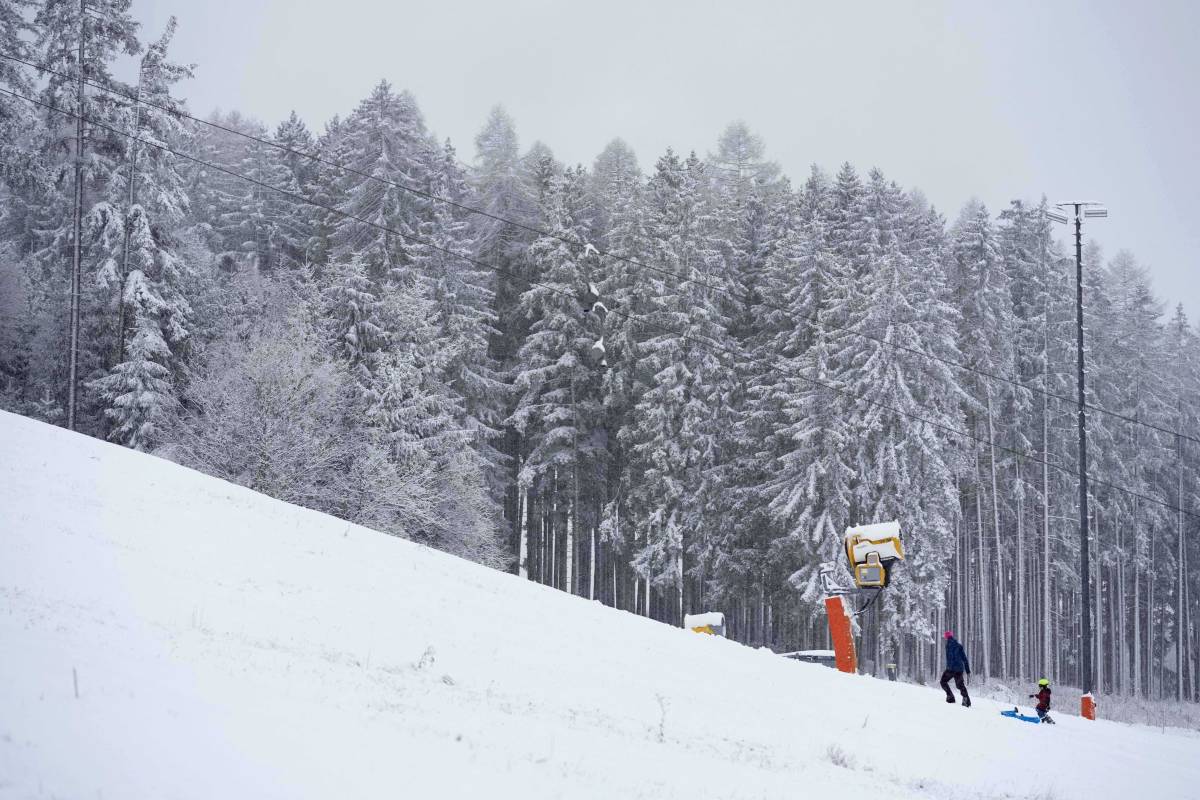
<box><xmin>844</xmin><ymin>521</ymin><xmax>904</xmax><ymax>589</ymax></box>
<box><xmin>683</xmin><ymin>612</ymin><xmax>726</xmax><ymax>637</ymax></box>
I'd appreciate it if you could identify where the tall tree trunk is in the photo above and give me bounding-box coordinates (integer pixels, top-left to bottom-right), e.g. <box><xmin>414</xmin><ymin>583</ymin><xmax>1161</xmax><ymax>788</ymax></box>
<box><xmin>1095</xmin><ymin>510</ymin><xmax>1103</xmax><ymax>693</ymax></box>
<box><xmin>1178</xmin><ymin>431</ymin><xmax>1185</xmax><ymax>700</ymax></box>
<box><xmin>633</xmin><ymin>568</ymin><xmax>640</xmax><ymax>617</ymax></box>
<box><xmin>550</xmin><ymin>476</ymin><xmax>558</xmax><ymax>590</ymax></box>
<box><xmin>954</xmin><ymin>489</ymin><xmax>964</xmax><ymax>642</ymax></box>
<box><xmin>589</xmin><ymin>524</ymin><xmax>596</xmax><ymax>600</ymax></box>
<box><xmin>975</xmin><ymin>448</ymin><xmax>991</xmax><ymax>681</ymax></box>
<box><xmin>565</xmin><ymin>505</ymin><xmax>574</xmax><ymax>595</ymax></box>
<box><xmin>1016</xmin><ymin>460</ymin><xmax>1026</xmax><ymax>681</ymax></box>
<box><xmin>1117</xmin><ymin>520</ymin><xmax>1127</xmax><ymax>695</ymax></box>
<box><xmin>676</xmin><ymin>544</ymin><xmax>684</xmax><ymax>626</ymax></box>
<box><xmin>986</xmin><ymin>390</ymin><xmax>1007</xmax><ymax>677</ymax></box>
<box><xmin>1188</xmin><ymin>564</ymin><xmax>1196</xmax><ymax>702</ymax></box>
<box><xmin>1149</xmin><ymin>532</ymin><xmax>1157</xmax><ymax>699</ymax></box>
<box><xmin>612</xmin><ymin>542</ymin><xmax>618</xmax><ymax>610</ymax></box>
<box><xmin>517</xmin><ymin>488</ymin><xmax>529</xmax><ymax>579</ymax></box>
<box><xmin>1042</xmin><ymin>373</ymin><xmax>1052</xmax><ymax>678</ymax></box>
<box><xmin>1134</xmin><ymin>505</ymin><xmax>1142</xmax><ymax>697</ymax></box>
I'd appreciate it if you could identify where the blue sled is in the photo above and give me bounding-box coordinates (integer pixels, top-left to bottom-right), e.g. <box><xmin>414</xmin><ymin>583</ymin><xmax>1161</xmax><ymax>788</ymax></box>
<box><xmin>1000</xmin><ymin>708</ymin><xmax>1042</xmax><ymax>724</ymax></box>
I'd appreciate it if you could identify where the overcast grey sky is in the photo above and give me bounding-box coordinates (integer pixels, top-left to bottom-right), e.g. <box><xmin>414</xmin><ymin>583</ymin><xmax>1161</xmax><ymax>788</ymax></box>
<box><xmin>130</xmin><ymin>0</ymin><xmax>1198</xmax><ymax>316</ymax></box>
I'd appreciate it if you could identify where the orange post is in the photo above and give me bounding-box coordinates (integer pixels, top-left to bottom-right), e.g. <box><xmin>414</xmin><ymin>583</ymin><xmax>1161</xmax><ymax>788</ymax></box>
<box><xmin>1081</xmin><ymin>693</ymin><xmax>1096</xmax><ymax>720</ymax></box>
<box><xmin>825</xmin><ymin>595</ymin><xmax>857</xmax><ymax>674</ymax></box>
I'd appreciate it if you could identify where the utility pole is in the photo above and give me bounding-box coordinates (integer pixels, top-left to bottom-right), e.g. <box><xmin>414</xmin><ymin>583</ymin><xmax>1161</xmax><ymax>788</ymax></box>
<box><xmin>1073</xmin><ymin>207</ymin><xmax>1091</xmax><ymax>705</ymax></box>
<box><xmin>116</xmin><ymin>58</ymin><xmax>145</xmax><ymax>366</ymax></box>
<box><xmin>1046</xmin><ymin>200</ymin><xmax>1107</xmax><ymax>719</ymax></box>
<box><xmin>67</xmin><ymin>0</ymin><xmax>87</xmax><ymax>430</ymax></box>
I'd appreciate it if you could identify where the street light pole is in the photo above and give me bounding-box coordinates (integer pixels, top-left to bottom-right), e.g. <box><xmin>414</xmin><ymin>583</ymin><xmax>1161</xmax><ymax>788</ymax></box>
<box><xmin>1047</xmin><ymin>201</ymin><xmax>1106</xmax><ymax>719</ymax></box>
<box><xmin>1072</xmin><ymin>205</ymin><xmax>1091</xmax><ymax>706</ymax></box>
<box><xmin>67</xmin><ymin>0</ymin><xmax>87</xmax><ymax>430</ymax></box>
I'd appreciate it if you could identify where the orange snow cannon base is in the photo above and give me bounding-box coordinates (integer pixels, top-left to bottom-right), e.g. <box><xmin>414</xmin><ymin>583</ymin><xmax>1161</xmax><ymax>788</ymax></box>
<box><xmin>824</xmin><ymin>595</ymin><xmax>857</xmax><ymax>674</ymax></box>
<box><xmin>1081</xmin><ymin>693</ymin><xmax>1096</xmax><ymax>720</ymax></box>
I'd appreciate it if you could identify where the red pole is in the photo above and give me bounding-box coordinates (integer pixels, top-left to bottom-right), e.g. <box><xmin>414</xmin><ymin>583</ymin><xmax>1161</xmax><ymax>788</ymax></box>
<box><xmin>826</xmin><ymin>596</ymin><xmax>857</xmax><ymax>674</ymax></box>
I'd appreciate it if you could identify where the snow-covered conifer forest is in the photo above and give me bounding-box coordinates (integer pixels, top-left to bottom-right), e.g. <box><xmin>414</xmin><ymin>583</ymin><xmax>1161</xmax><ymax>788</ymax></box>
<box><xmin>0</xmin><ymin>0</ymin><xmax>1196</xmax><ymax>703</ymax></box>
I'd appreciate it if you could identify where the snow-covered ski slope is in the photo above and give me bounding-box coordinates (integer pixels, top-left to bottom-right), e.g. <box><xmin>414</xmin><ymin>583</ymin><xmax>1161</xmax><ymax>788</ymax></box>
<box><xmin>2</xmin><ymin>410</ymin><xmax>1197</xmax><ymax>800</ymax></box>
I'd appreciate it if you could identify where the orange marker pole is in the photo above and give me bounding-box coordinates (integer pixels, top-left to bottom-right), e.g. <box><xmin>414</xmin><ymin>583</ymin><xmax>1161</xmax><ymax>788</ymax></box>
<box><xmin>825</xmin><ymin>595</ymin><xmax>857</xmax><ymax>674</ymax></box>
<box><xmin>1081</xmin><ymin>693</ymin><xmax>1096</xmax><ymax>720</ymax></box>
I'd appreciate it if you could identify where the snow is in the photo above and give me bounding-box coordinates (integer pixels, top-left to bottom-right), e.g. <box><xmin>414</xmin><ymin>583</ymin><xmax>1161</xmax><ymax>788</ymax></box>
<box><xmin>846</xmin><ymin>520</ymin><xmax>902</xmax><ymax>539</ymax></box>
<box><xmin>683</xmin><ymin>612</ymin><xmax>725</xmax><ymax>629</ymax></box>
<box><xmin>2</xmin><ymin>409</ymin><xmax>1199</xmax><ymax>799</ymax></box>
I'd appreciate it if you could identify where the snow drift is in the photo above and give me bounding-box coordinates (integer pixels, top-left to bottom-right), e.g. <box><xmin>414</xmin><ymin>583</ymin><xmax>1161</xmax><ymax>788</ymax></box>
<box><xmin>1</xmin><ymin>410</ymin><xmax>1197</xmax><ymax>799</ymax></box>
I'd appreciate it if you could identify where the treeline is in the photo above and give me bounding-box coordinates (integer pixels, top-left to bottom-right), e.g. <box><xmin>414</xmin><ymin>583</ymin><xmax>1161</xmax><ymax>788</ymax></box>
<box><xmin>0</xmin><ymin>0</ymin><xmax>1196</xmax><ymax>701</ymax></box>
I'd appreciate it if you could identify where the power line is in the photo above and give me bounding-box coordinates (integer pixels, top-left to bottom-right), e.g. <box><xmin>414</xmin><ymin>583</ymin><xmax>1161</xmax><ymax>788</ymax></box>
<box><xmin>5</xmin><ymin>84</ymin><xmax>1198</xmax><ymax>522</ymax></box>
<box><xmin>3</xmin><ymin>50</ymin><xmax>1196</xmax><ymax>449</ymax></box>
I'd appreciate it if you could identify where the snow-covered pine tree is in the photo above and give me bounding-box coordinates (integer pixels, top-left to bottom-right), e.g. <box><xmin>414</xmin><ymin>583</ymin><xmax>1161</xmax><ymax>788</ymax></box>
<box><xmin>1160</xmin><ymin>304</ymin><xmax>1199</xmax><ymax>699</ymax></box>
<box><xmin>760</xmin><ymin>166</ymin><xmax>855</xmax><ymax>610</ymax></box>
<box><xmin>585</xmin><ymin>140</ymin><xmax>655</xmax><ymax>605</ymax></box>
<box><xmin>701</xmin><ymin>124</ymin><xmax>792</xmax><ymax>641</ymax></box>
<box><xmin>416</xmin><ymin>139</ymin><xmax>507</xmax><ymax>512</ymax></box>
<box><xmin>470</xmin><ymin>105</ymin><xmax>538</xmax><ymax>559</ymax></box>
<box><xmin>0</xmin><ymin>0</ymin><xmax>36</xmax><ymax>194</ymax></box>
<box><xmin>998</xmin><ymin>198</ymin><xmax>1067</xmax><ymax>679</ymax></box>
<box><xmin>707</xmin><ymin>121</ymin><xmax>781</xmax><ymax>200</ymax></box>
<box><xmin>625</xmin><ymin>150</ymin><xmax>736</xmax><ymax>624</ymax></box>
<box><xmin>322</xmin><ymin>254</ymin><xmax>386</xmax><ymax>391</ymax></box>
<box><xmin>317</xmin><ymin>90</ymin><xmax>501</xmax><ymax>561</ymax></box>
<box><xmin>185</xmin><ymin>111</ymin><xmax>280</xmax><ymax>273</ymax></box>
<box><xmin>827</xmin><ymin>162</ymin><xmax>871</xmax><ymax>279</ymax></box>
<box><xmin>588</xmin><ymin>138</ymin><xmax>640</xmax><ymax>249</ymax></box>
<box><xmin>85</xmin><ymin>19</ymin><xmax>199</xmax><ymax>450</ymax></box>
<box><xmin>267</xmin><ymin>111</ymin><xmax>317</xmax><ymax>271</ymax></box>
<box><xmin>1086</xmin><ymin>250</ymin><xmax>1172</xmax><ymax>695</ymax></box>
<box><xmin>471</xmin><ymin>107</ymin><xmax>538</xmax><ymax>361</ymax></box>
<box><xmin>34</xmin><ymin>0</ymin><xmax>139</xmax><ymax>178</ymax></box>
<box><xmin>837</xmin><ymin>172</ymin><xmax>963</xmax><ymax>668</ymax></box>
<box><xmin>303</xmin><ymin>114</ymin><xmax>350</xmax><ymax>273</ymax></box>
<box><xmin>332</xmin><ymin>80</ymin><xmax>431</xmax><ymax>283</ymax></box>
<box><xmin>509</xmin><ymin>166</ymin><xmax>606</xmax><ymax>595</ymax></box>
<box><xmin>28</xmin><ymin>0</ymin><xmax>140</xmax><ymax>431</ymax></box>
<box><xmin>950</xmin><ymin>198</ymin><xmax>1023</xmax><ymax>679</ymax></box>
<box><xmin>322</xmin><ymin>250</ymin><xmax>500</xmax><ymax>566</ymax></box>
<box><xmin>274</xmin><ymin>110</ymin><xmax>318</xmax><ymax>195</ymax></box>
<box><xmin>0</xmin><ymin>1</ymin><xmax>42</xmax><ymax>413</ymax></box>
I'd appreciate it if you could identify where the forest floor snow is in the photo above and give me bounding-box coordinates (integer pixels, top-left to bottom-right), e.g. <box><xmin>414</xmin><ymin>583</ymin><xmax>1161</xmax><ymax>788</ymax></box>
<box><xmin>1</xmin><ymin>409</ymin><xmax>1198</xmax><ymax>799</ymax></box>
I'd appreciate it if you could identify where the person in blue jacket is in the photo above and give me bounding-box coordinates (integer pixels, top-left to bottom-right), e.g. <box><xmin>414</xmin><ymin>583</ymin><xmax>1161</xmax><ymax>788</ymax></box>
<box><xmin>940</xmin><ymin>631</ymin><xmax>971</xmax><ymax>707</ymax></box>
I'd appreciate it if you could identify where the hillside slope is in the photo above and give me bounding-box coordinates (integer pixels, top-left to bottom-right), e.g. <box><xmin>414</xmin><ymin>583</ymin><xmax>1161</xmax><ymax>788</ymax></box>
<box><xmin>1</xmin><ymin>410</ymin><xmax>1197</xmax><ymax>799</ymax></box>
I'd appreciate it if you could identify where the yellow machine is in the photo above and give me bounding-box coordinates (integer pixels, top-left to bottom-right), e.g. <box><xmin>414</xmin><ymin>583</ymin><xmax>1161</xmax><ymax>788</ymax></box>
<box><xmin>844</xmin><ymin>521</ymin><xmax>905</xmax><ymax>588</ymax></box>
<box><xmin>683</xmin><ymin>612</ymin><xmax>726</xmax><ymax>636</ymax></box>
<box><xmin>818</xmin><ymin>521</ymin><xmax>906</xmax><ymax>674</ymax></box>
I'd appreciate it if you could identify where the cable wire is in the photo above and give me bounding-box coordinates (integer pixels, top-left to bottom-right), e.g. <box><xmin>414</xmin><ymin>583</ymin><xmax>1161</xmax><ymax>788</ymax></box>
<box><xmin>3</xmin><ymin>50</ymin><xmax>1195</xmax><ymax>448</ymax></box>
<box><xmin>5</xmin><ymin>84</ymin><xmax>1197</xmax><ymax>522</ymax></box>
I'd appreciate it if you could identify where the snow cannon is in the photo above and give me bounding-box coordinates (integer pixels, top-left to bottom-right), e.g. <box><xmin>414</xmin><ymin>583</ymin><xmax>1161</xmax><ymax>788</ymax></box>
<box><xmin>844</xmin><ymin>520</ymin><xmax>904</xmax><ymax>589</ymax></box>
<box><xmin>684</xmin><ymin>612</ymin><xmax>725</xmax><ymax>637</ymax></box>
<box><xmin>816</xmin><ymin>521</ymin><xmax>905</xmax><ymax>675</ymax></box>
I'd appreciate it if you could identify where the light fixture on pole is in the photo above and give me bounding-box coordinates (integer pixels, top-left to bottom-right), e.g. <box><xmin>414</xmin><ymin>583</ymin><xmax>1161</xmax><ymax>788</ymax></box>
<box><xmin>1046</xmin><ymin>200</ymin><xmax>1107</xmax><ymax>720</ymax></box>
<box><xmin>1044</xmin><ymin>207</ymin><xmax>1070</xmax><ymax>225</ymax></box>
